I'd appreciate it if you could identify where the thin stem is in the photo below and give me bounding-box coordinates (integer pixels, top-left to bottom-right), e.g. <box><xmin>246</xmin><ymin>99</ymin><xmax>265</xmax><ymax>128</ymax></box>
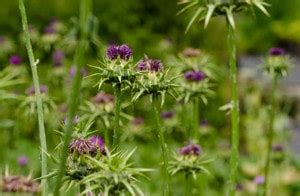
<box><xmin>18</xmin><ymin>0</ymin><xmax>48</xmax><ymax>195</ymax></box>
<box><xmin>152</xmin><ymin>95</ymin><xmax>169</xmax><ymax>196</ymax></box>
<box><xmin>262</xmin><ymin>76</ymin><xmax>278</xmax><ymax>196</ymax></box>
<box><xmin>193</xmin><ymin>98</ymin><xmax>200</xmax><ymax>139</ymax></box>
<box><xmin>113</xmin><ymin>85</ymin><xmax>122</xmax><ymax>147</ymax></box>
<box><xmin>227</xmin><ymin>23</ymin><xmax>240</xmax><ymax>196</ymax></box>
<box><xmin>185</xmin><ymin>174</ymin><xmax>191</xmax><ymax>196</ymax></box>
<box><xmin>53</xmin><ymin>0</ymin><xmax>92</xmax><ymax>195</ymax></box>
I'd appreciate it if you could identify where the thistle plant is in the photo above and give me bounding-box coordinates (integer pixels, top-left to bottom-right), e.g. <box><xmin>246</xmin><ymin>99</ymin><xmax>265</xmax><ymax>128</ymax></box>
<box><xmin>132</xmin><ymin>57</ymin><xmax>179</xmax><ymax>195</ymax></box>
<box><xmin>178</xmin><ymin>0</ymin><xmax>270</xmax><ymax>195</ymax></box>
<box><xmin>262</xmin><ymin>47</ymin><xmax>291</xmax><ymax>196</ymax></box>
<box><xmin>0</xmin><ymin>67</ymin><xmax>23</xmax><ymax>100</ymax></box>
<box><xmin>89</xmin><ymin>44</ymin><xmax>136</xmax><ymax>146</ymax></box>
<box><xmin>18</xmin><ymin>0</ymin><xmax>48</xmax><ymax>194</ymax></box>
<box><xmin>168</xmin><ymin>143</ymin><xmax>211</xmax><ymax>196</ymax></box>
<box><xmin>80</xmin><ymin>148</ymin><xmax>152</xmax><ymax>195</ymax></box>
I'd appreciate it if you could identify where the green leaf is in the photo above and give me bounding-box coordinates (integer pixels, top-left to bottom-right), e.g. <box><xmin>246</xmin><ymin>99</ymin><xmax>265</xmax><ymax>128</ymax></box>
<box><xmin>204</xmin><ymin>4</ymin><xmax>216</xmax><ymax>28</ymax></box>
<box><xmin>185</xmin><ymin>7</ymin><xmax>205</xmax><ymax>33</ymax></box>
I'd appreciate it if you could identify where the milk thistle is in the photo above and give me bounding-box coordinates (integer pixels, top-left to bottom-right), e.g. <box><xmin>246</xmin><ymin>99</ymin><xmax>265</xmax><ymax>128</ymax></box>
<box><xmin>178</xmin><ymin>0</ymin><xmax>270</xmax><ymax>195</ymax></box>
<box><xmin>262</xmin><ymin>47</ymin><xmax>291</xmax><ymax>196</ymax></box>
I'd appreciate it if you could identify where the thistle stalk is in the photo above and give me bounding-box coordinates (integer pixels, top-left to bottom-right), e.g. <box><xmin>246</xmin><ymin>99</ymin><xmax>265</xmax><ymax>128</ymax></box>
<box><xmin>152</xmin><ymin>95</ymin><xmax>169</xmax><ymax>196</ymax></box>
<box><xmin>193</xmin><ymin>98</ymin><xmax>200</xmax><ymax>139</ymax></box>
<box><xmin>227</xmin><ymin>23</ymin><xmax>240</xmax><ymax>196</ymax></box>
<box><xmin>263</xmin><ymin>76</ymin><xmax>278</xmax><ymax>196</ymax></box>
<box><xmin>18</xmin><ymin>0</ymin><xmax>48</xmax><ymax>195</ymax></box>
<box><xmin>113</xmin><ymin>84</ymin><xmax>122</xmax><ymax>146</ymax></box>
<box><xmin>185</xmin><ymin>174</ymin><xmax>191</xmax><ymax>196</ymax></box>
<box><xmin>53</xmin><ymin>0</ymin><xmax>92</xmax><ymax>195</ymax></box>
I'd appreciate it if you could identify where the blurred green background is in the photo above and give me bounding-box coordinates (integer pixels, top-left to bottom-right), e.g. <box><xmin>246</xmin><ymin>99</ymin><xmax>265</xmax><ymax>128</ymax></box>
<box><xmin>1</xmin><ymin>0</ymin><xmax>300</xmax><ymax>58</ymax></box>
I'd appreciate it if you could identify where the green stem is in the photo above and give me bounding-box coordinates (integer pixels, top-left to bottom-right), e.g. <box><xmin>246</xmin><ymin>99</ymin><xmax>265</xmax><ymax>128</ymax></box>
<box><xmin>152</xmin><ymin>95</ymin><xmax>169</xmax><ymax>196</ymax></box>
<box><xmin>227</xmin><ymin>23</ymin><xmax>240</xmax><ymax>196</ymax></box>
<box><xmin>18</xmin><ymin>1</ymin><xmax>48</xmax><ymax>195</ymax></box>
<box><xmin>193</xmin><ymin>99</ymin><xmax>200</xmax><ymax>140</ymax></box>
<box><xmin>113</xmin><ymin>85</ymin><xmax>122</xmax><ymax>147</ymax></box>
<box><xmin>262</xmin><ymin>76</ymin><xmax>278</xmax><ymax>196</ymax></box>
<box><xmin>54</xmin><ymin>0</ymin><xmax>92</xmax><ymax>195</ymax></box>
<box><xmin>185</xmin><ymin>174</ymin><xmax>191</xmax><ymax>196</ymax></box>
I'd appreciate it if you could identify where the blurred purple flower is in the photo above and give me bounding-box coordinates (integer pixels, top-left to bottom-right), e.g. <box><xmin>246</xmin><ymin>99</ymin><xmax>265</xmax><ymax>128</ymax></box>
<box><xmin>184</xmin><ymin>70</ymin><xmax>205</xmax><ymax>82</ymax></box>
<box><xmin>137</xmin><ymin>59</ymin><xmax>163</xmax><ymax>72</ymax></box>
<box><xmin>179</xmin><ymin>143</ymin><xmax>202</xmax><ymax>156</ymax></box>
<box><xmin>106</xmin><ymin>44</ymin><xmax>132</xmax><ymax>61</ymax></box>
<box><xmin>89</xmin><ymin>135</ymin><xmax>106</xmax><ymax>154</ymax></box>
<box><xmin>272</xmin><ymin>144</ymin><xmax>284</xmax><ymax>152</ymax></box>
<box><xmin>26</xmin><ymin>85</ymin><xmax>48</xmax><ymax>96</ymax></box>
<box><xmin>161</xmin><ymin>111</ymin><xmax>175</xmax><ymax>119</ymax></box>
<box><xmin>200</xmin><ymin>119</ymin><xmax>209</xmax><ymax>126</ymax></box>
<box><xmin>17</xmin><ymin>156</ymin><xmax>28</xmax><ymax>167</ymax></box>
<box><xmin>132</xmin><ymin>117</ymin><xmax>144</xmax><ymax>126</ymax></box>
<box><xmin>44</xmin><ymin>17</ymin><xmax>59</xmax><ymax>34</ymax></box>
<box><xmin>9</xmin><ymin>55</ymin><xmax>22</xmax><ymax>65</ymax></box>
<box><xmin>182</xmin><ymin>47</ymin><xmax>201</xmax><ymax>58</ymax></box>
<box><xmin>269</xmin><ymin>47</ymin><xmax>285</xmax><ymax>56</ymax></box>
<box><xmin>69</xmin><ymin>66</ymin><xmax>88</xmax><ymax>77</ymax></box>
<box><xmin>52</xmin><ymin>50</ymin><xmax>64</xmax><ymax>66</ymax></box>
<box><xmin>2</xmin><ymin>175</ymin><xmax>39</xmax><ymax>193</ymax></box>
<box><xmin>253</xmin><ymin>175</ymin><xmax>265</xmax><ymax>185</ymax></box>
<box><xmin>91</xmin><ymin>92</ymin><xmax>114</xmax><ymax>104</ymax></box>
<box><xmin>0</xmin><ymin>36</ymin><xmax>6</xmax><ymax>44</ymax></box>
<box><xmin>236</xmin><ymin>183</ymin><xmax>244</xmax><ymax>191</ymax></box>
<box><xmin>64</xmin><ymin>115</ymin><xmax>80</xmax><ymax>124</ymax></box>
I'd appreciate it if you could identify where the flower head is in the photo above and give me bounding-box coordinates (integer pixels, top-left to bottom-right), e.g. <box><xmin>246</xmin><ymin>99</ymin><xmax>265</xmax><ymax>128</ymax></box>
<box><xmin>89</xmin><ymin>135</ymin><xmax>106</xmax><ymax>154</ymax></box>
<box><xmin>106</xmin><ymin>44</ymin><xmax>132</xmax><ymax>61</ymax></box>
<box><xmin>52</xmin><ymin>50</ymin><xmax>64</xmax><ymax>66</ymax></box>
<box><xmin>184</xmin><ymin>70</ymin><xmax>205</xmax><ymax>82</ymax></box>
<box><xmin>17</xmin><ymin>156</ymin><xmax>28</xmax><ymax>167</ymax></box>
<box><xmin>269</xmin><ymin>47</ymin><xmax>285</xmax><ymax>56</ymax></box>
<box><xmin>253</xmin><ymin>175</ymin><xmax>265</xmax><ymax>185</ymax></box>
<box><xmin>69</xmin><ymin>66</ymin><xmax>88</xmax><ymax>77</ymax></box>
<box><xmin>69</xmin><ymin>137</ymin><xmax>97</xmax><ymax>156</ymax></box>
<box><xmin>131</xmin><ymin>117</ymin><xmax>144</xmax><ymax>126</ymax></box>
<box><xmin>272</xmin><ymin>144</ymin><xmax>284</xmax><ymax>152</ymax></box>
<box><xmin>2</xmin><ymin>175</ymin><xmax>39</xmax><ymax>193</ymax></box>
<box><xmin>9</xmin><ymin>55</ymin><xmax>22</xmax><ymax>65</ymax></box>
<box><xmin>137</xmin><ymin>59</ymin><xmax>163</xmax><ymax>72</ymax></box>
<box><xmin>179</xmin><ymin>143</ymin><xmax>202</xmax><ymax>156</ymax></box>
<box><xmin>91</xmin><ymin>92</ymin><xmax>114</xmax><ymax>104</ymax></box>
<box><xmin>26</xmin><ymin>85</ymin><xmax>48</xmax><ymax>96</ymax></box>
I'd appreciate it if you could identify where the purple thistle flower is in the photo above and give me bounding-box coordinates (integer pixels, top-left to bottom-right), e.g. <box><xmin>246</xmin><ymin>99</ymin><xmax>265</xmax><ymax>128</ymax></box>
<box><xmin>236</xmin><ymin>183</ymin><xmax>244</xmax><ymax>191</ymax></box>
<box><xmin>26</xmin><ymin>85</ymin><xmax>48</xmax><ymax>96</ymax></box>
<box><xmin>179</xmin><ymin>143</ymin><xmax>202</xmax><ymax>156</ymax></box>
<box><xmin>269</xmin><ymin>47</ymin><xmax>285</xmax><ymax>56</ymax></box>
<box><xmin>64</xmin><ymin>115</ymin><xmax>80</xmax><ymax>124</ymax></box>
<box><xmin>69</xmin><ymin>137</ymin><xmax>97</xmax><ymax>155</ymax></box>
<box><xmin>137</xmin><ymin>58</ymin><xmax>163</xmax><ymax>72</ymax></box>
<box><xmin>89</xmin><ymin>135</ymin><xmax>106</xmax><ymax>154</ymax></box>
<box><xmin>0</xmin><ymin>36</ymin><xmax>6</xmax><ymax>44</ymax></box>
<box><xmin>132</xmin><ymin>117</ymin><xmax>144</xmax><ymax>126</ymax></box>
<box><xmin>184</xmin><ymin>70</ymin><xmax>205</xmax><ymax>82</ymax></box>
<box><xmin>9</xmin><ymin>55</ymin><xmax>22</xmax><ymax>65</ymax></box>
<box><xmin>272</xmin><ymin>144</ymin><xmax>284</xmax><ymax>152</ymax></box>
<box><xmin>2</xmin><ymin>175</ymin><xmax>40</xmax><ymax>193</ymax></box>
<box><xmin>106</xmin><ymin>44</ymin><xmax>132</xmax><ymax>61</ymax></box>
<box><xmin>52</xmin><ymin>50</ymin><xmax>64</xmax><ymax>66</ymax></box>
<box><xmin>92</xmin><ymin>92</ymin><xmax>114</xmax><ymax>104</ymax></box>
<box><xmin>161</xmin><ymin>111</ymin><xmax>175</xmax><ymax>119</ymax></box>
<box><xmin>253</xmin><ymin>175</ymin><xmax>265</xmax><ymax>185</ymax></box>
<box><xmin>17</xmin><ymin>156</ymin><xmax>28</xmax><ymax>167</ymax></box>
<box><xmin>44</xmin><ymin>17</ymin><xmax>59</xmax><ymax>34</ymax></box>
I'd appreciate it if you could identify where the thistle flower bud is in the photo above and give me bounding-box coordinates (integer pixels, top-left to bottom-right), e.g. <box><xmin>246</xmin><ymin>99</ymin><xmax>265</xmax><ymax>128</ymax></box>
<box><xmin>69</xmin><ymin>137</ymin><xmax>97</xmax><ymax>156</ymax></box>
<box><xmin>106</xmin><ymin>44</ymin><xmax>132</xmax><ymax>61</ymax></box>
<box><xmin>184</xmin><ymin>70</ymin><xmax>205</xmax><ymax>82</ymax></box>
<box><xmin>179</xmin><ymin>143</ymin><xmax>202</xmax><ymax>156</ymax></box>
<box><xmin>26</xmin><ymin>85</ymin><xmax>48</xmax><ymax>96</ymax></box>
<box><xmin>52</xmin><ymin>50</ymin><xmax>64</xmax><ymax>66</ymax></box>
<box><xmin>269</xmin><ymin>47</ymin><xmax>285</xmax><ymax>56</ymax></box>
<box><xmin>131</xmin><ymin>117</ymin><xmax>144</xmax><ymax>126</ymax></box>
<box><xmin>9</xmin><ymin>55</ymin><xmax>22</xmax><ymax>65</ymax></box>
<box><xmin>2</xmin><ymin>175</ymin><xmax>39</xmax><ymax>193</ymax></box>
<box><xmin>17</xmin><ymin>156</ymin><xmax>28</xmax><ymax>167</ymax></box>
<box><xmin>69</xmin><ymin>66</ymin><xmax>88</xmax><ymax>77</ymax></box>
<box><xmin>91</xmin><ymin>92</ymin><xmax>114</xmax><ymax>104</ymax></box>
<box><xmin>253</xmin><ymin>175</ymin><xmax>265</xmax><ymax>185</ymax></box>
